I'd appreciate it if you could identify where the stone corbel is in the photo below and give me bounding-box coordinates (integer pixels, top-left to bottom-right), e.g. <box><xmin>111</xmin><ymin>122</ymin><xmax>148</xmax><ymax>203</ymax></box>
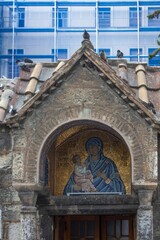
<box><xmin>13</xmin><ymin>183</ymin><xmax>43</xmax><ymax>206</ymax></box>
<box><xmin>13</xmin><ymin>182</ymin><xmax>50</xmax><ymax>206</ymax></box>
<box><xmin>132</xmin><ymin>183</ymin><xmax>157</xmax><ymax>206</ymax></box>
<box><xmin>138</xmin><ymin>190</ymin><xmax>154</xmax><ymax>208</ymax></box>
<box><xmin>19</xmin><ymin>191</ymin><xmax>38</xmax><ymax>207</ymax></box>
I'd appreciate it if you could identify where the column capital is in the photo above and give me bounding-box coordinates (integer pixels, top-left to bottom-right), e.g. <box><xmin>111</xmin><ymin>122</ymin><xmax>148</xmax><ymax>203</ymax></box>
<box><xmin>19</xmin><ymin>191</ymin><xmax>38</xmax><ymax>207</ymax></box>
<box><xmin>138</xmin><ymin>189</ymin><xmax>155</xmax><ymax>206</ymax></box>
<box><xmin>132</xmin><ymin>183</ymin><xmax>157</xmax><ymax>206</ymax></box>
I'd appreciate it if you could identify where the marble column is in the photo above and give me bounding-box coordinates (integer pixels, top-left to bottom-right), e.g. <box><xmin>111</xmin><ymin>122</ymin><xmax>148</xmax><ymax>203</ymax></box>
<box><xmin>136</xmin><ymin>189</ymin><xmax>154</xmax><ymax>240</ymax></box>
<box><xmin>21</xmin><ymin>206</ymin><xmax>37</xmax><ymax>240</ymax></box>
<box><xmin>19</xmin><ymin>191</ymin><xmax>38</xmax><ymax>240</ymax></box>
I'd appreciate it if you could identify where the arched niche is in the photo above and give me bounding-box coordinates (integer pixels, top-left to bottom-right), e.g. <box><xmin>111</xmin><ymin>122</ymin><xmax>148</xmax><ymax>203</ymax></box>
<box><xmin>39</xmin><ymin>120</ymin><xmax>131</xmax><ymax>195</ymax></box>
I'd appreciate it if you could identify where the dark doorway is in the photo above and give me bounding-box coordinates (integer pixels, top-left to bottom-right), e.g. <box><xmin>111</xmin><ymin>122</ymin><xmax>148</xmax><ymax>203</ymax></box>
<box><xmin>54</xmin><ymin>215</ymin><xmax>135</xmax><ymax>240</ymax></box>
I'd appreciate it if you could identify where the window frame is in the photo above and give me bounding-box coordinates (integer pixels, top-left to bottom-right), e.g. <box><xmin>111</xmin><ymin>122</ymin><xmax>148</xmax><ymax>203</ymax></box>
<box><xmin>57</xmin><ymin>8</ymin><xmax>68</xmax><ymax>28</ymax></box>
<box><xmin>129</xmin><ymin>7</ymin><xmax>142</xmax><ymax>27</ymax></box>
<box><xmin>52</xmin><ymin>8</ymin><xmax>55</xmax><ymax>28</ymax></box>
<box><xmin>130</xmin><ymin>48</ymin><xmax>143</xmax><ymax>62</ymax></box>
<box><xmin>98</xmin><ymin>48</ymin><xmax>110</xmax><ymax>57</ymax></box>
<box><xmin>98</xmin><ymin>7</ymin><xmax>111</xmax><ymax>28</ymax></box>
<box><xmin>52</xmin><ymin>49</ymin><xmax>68</xmax><ymax>61</ymax></box>
<box><xmin>7</xmin><ymin>49</ymin><xmax>24</xmax><ymax>78</ymax></box>
<box><xmin>9</xmin><ymin>7</ymin><xmax>25</xmax><ymax>27</ymax></box>
<box><xmin>148</xmin><ymin>48</ymin><xmax>160</xmax><ymax>66</ymax></box>
<box><xmin>18</xmin><ymin>8</ymin><xmax>25</xmax><ymax>27</ymax></box>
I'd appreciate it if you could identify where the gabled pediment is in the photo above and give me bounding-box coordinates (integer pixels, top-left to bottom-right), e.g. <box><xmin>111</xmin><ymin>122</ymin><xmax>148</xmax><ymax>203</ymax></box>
<box><xmin>2</xmin><ymin>41</ymin><xmax>159</xmax><ymax>128</ymax></box>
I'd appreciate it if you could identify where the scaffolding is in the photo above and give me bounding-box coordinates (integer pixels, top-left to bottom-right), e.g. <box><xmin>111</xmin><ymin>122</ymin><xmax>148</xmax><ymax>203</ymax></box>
<box><xmin>0</xmin><ymin>0</ymin><xmax>160</xmax><ymax>78</ymax></box>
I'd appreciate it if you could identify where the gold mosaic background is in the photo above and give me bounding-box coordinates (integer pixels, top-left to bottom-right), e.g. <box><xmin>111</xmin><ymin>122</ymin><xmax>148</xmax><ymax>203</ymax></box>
<box><xmin>52</xmin><ymin>126</ymin><xmax>131</xmax><ymax>195</ymax></box>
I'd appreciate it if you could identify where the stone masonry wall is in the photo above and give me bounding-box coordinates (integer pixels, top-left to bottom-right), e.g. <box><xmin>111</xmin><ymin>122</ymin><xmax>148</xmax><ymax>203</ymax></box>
<box><xmin>8</xmin><ymin>61</ymin><xmax>158</xmax><ymax>239</ymax></box>
<box><xmin>12</xmin><ymin>62</ymin><xmax>157</xmax><ymax>186</ymax></box>
<box><xmin>0</xmin><ymin>128</ymin><xmax>21</xmax><ymax>240</ymax></box>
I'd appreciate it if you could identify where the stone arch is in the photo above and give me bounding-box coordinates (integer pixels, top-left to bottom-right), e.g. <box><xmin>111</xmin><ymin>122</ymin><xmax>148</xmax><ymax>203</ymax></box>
<box><xmin>37</xmin><ymin>123</ymin><xmax>144</xmax><ymax>188</ymax></box>
<box><xmin>44</xmin><ymin>120</ymin><xmax>132</xmax><ymax>195</ymax></box>
<box><xmin>23</xmin><ymin>106</ymin><xmax>145</xmax><ymax>186</ymax></box>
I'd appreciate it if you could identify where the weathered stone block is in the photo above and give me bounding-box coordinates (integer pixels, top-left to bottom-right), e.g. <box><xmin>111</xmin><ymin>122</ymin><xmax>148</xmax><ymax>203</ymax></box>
<box><xmin>12</xmin><ymin>151</ymin><xmax>24</xmax><ymax>180</ymax></box>
<box><xmin>0</xmin><ymin>131</ymin><xmax>11</xmax><ymax>153</ymax></box>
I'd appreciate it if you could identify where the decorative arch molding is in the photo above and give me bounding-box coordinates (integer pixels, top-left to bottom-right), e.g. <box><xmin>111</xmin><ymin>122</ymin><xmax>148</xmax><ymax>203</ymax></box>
<box><xmin>22</xmin><ymin>106</ymin><xmax>146</xmax><ymax>187</ymax></box>
<box><xmin>12</xmin><ymin>104</ymin><xmax>155</xmax><ymax>193</ymax></box>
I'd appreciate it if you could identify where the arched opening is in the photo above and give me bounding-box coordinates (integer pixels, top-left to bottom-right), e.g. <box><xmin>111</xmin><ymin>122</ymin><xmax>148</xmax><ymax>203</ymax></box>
<box><xmin>38</xmin><ymin>120</ymin><xmax>138</xmax><ymax>240</ymax></box>
<box><xmin>39</xmin><ymin>120</ymin><xmax>131</xmax><ymax>195</ymax></box>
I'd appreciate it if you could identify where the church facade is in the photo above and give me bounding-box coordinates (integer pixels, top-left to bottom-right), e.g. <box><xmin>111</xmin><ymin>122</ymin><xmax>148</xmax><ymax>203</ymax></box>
<box><xmin>0</xmin><ymin>36</ymin><xmax>160</xmax><ymax>239</ymax></box>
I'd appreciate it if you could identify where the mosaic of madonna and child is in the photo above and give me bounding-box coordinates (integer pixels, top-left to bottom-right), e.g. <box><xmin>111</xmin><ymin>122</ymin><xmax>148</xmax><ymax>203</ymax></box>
<box><xmin>63</xmin><ymin>137</ymin><xmax>126</xmax><ymax>195</ymax></box>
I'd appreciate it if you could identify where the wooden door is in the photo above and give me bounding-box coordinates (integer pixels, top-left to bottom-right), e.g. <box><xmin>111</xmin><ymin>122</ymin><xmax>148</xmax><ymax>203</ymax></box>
<box><xmin>55</xmin><ymin>215</ymin><xmax>135</xmax><ymax>240</ymax></box>
<box><xmin>67</xmin><ymin>216</ymin><xmax>99</xmax><ymax>240</ymax></box>
<box><xmin>101</xmin><ymin>215</ymin><xmax>135</xmax><ymax>240</ymax></box>
<box><xmin>55</xmin><ymin>216</ymin><xmax>99</xmax><ymax>240</ymax></box>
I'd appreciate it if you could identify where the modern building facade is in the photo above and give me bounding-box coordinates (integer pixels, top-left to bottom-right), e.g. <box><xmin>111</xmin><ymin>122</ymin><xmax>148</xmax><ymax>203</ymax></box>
<box><xmin>0</xmin><ymin>0</ymin><xmax>160</xmax><ymax>78</ymax></box>
<box><xmin>0</xmin><ymin>35</ymin><xmax>160</xmax><ymax>240</ymax></box>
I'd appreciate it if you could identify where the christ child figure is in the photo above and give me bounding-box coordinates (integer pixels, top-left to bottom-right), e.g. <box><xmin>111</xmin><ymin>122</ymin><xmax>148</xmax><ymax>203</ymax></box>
<box><xmin>72</xmin><ymin>154</ymin><xmax>96</xmax><ymax>192</ymax></box>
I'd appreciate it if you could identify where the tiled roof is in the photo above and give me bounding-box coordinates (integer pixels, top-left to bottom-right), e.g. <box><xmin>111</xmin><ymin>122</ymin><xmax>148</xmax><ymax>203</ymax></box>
<box><xmin>0</xmin><ymin>40</ymin><xmax>160</xmax><ymax>128</ymax></box>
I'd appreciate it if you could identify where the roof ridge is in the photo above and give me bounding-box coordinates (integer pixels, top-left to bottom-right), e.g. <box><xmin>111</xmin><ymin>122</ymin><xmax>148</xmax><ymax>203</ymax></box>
<box><xmin>3</xmin><ymin>45</ymin><xmax>160</xmax><ymax>128</ymax></box>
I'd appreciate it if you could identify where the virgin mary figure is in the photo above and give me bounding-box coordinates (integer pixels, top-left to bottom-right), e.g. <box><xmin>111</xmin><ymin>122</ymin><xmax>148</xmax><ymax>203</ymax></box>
<box><xmin>63</xmin><ymin>137</ymin><xmax>126</xmax><ymax>195</ymax></box>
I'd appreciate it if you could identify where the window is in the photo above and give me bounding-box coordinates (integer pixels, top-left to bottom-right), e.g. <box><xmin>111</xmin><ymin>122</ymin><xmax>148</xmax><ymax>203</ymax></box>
<box><xmin>98</xmin><ymin>8</ymin><xmax>110</xmax><ymax>28</ymax></box>
<box><xmin>8</xmin><ymin>49</ymin><xmax>24</xmax><ymax>78</ymax></box>
<box><xmin>18</xmin><ymin>8</ymin><xmax>25</xmax><ymax>27</ymax></box>
<box><xmin>148</xmin><ymin>48</ymin><xmax>160</xmax><ymax>66</ymax></box>
<box><xmin>148</xmin><ymin>8</ymin><xmax>160</xmax><ymax>27</ymax></box>
<box><xmin>9</xmin><ymin>8</ymin><xmax>25</xmax><ymax>27</ymax></box>
<box><xmin>102</xmin><ymin>216</ymin><xmax>134</xmax><ymax>239</ymax></box>
<box><xmin>57</xmin><ymin>8</ymin><xmax>68</xmax><ymax>28</ymax></box>
<box><xmin>0</xmin><ymin>7</ymin><xmax>3</xmax><ymax>27</ymax></box>
<box><xmin>52</xmin><ymin>49</ymin><xmax>68</xmax><ymax>61</ymax></box>
<box><xmin>52</xmin><ymin>8</ymin><xmax>55</xmax><ymax>27</ymax></box>
<box><xmin>129</xmin><ymin>7</ymin><xmax>142</xmax><ymax>27</ymax></box>
<box><xmin>130</xmin><ymin>48</ymin><xmax>142</xmax><ymax>62</ymax></box>
<box><xmin>9</xmin><ymin>8</ymin><xmax>14</xmax><ymax>27</ymax></box>
<box><xmin>58</xmin><ymin>49</ymin><xmax>68</xmax><ymax>59</ymax></box>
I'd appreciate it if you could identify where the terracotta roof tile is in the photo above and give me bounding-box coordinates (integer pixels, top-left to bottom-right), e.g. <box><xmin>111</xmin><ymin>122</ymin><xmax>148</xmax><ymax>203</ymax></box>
<box><xmin>0</xmin><ymin>44</ymin><xmax>160</xmax><ymax>128</ymax></box>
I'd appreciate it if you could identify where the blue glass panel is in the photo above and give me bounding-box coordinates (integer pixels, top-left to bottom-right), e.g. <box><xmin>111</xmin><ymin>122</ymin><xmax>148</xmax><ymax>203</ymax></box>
<box><xmin>99</xmin><ymin>48</ymin><xmax>110</xmax><ymax>56</ymax></box>
<box><xmin>58</xmin><ymin>49</ymin><xmax>68</xmax><ymax>59</ymax></box>
<box><xmin>52</xmin><ymin>49</ymin><xmax>67</xmax><ymax>61</ymax></box>
<box><xmin>18</xmin><ymin>8</ymin><xmax>25</xmax><ymax>27</ymax></box>
<box><xmin>7</xmin><ymin>49</ymin><xmax>24</xmax><ymax>78</ymax></box>
<box><xmin>98</xmin><ymin>8</ymin><xmax>110</xmax><ymax>28</ymax></box>
<box><xmin>57</xmin><ymin>8</ymin><xmax>68</xmax><ymax>28</ymax></box>
<box><xmin>129</xmin><ymin>7</ymin><xmax>142</xmax><ymax>27</ymax></box>
<box><xmin>148</xmin><ymin>48</ymin><xmax>160</xmax><ymax>66</ymax></box>
<box><xmin>130</xmin><ymin>48</ymin><xmax>142</xmax><ymax>61</ymax></box>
